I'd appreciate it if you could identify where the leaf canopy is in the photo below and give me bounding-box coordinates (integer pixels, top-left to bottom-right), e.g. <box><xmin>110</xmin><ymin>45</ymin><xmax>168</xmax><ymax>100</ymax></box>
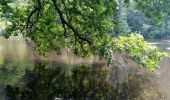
<box><xmin>0</xmin><ymin>0</ymin><xmax>167</xmax><ymax>70</ymax></box>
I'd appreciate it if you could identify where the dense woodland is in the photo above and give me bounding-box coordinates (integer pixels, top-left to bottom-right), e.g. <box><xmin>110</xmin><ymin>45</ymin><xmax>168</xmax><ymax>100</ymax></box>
<box><xmin>0</xmin><ymin>0</ymin><xmax>170</xmax><ymax>99</ymax></box>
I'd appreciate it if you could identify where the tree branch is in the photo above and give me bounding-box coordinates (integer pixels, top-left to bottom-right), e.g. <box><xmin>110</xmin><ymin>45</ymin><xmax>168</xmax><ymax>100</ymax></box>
<box><xmin>52</xmin><ymin>0</ymin><xmax>92</xmax><ymax>45</ymax></box>
<box><xmin>27</xmin><ymin>8</ymin><xmax>38</xmax><ymax>28</ymax></box>
<box><xmin>27</xmin><ymin>0</ymin><xmax>42</xmax><ymax>31</ymax></box>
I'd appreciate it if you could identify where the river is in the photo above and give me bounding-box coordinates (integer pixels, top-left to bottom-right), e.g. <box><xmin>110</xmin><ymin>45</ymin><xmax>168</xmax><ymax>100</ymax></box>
<box><xmin>0</xmin><ymin>37</ymin><xmax>170</xmax><ymax>100</ymax></box>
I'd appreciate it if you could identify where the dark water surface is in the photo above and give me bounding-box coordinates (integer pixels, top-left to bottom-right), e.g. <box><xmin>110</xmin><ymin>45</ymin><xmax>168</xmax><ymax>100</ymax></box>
<box><xmin>0</xmin><ymin>37</ymin><xmax>169</xmax><ymax>100</ymax></box>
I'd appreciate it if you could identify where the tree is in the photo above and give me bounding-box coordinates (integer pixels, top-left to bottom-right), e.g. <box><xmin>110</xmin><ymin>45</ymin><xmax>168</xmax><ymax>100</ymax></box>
<box><xmin>0</xmin><ymin>0</ymin><xmax>167</xmax><ymax>69</ymax></box>
<box><xmin>114</xmin><ymin>0</ymin><xmax>131</xmax><ymax>35</ymax></box>
<box><xmin>135</xmin><ymin>0</ymin><xmax>170</xmax><ymax>23</ymax></box>
<box><xmin>1</xmin><ymin>0</ymin><xmax>116</xmax><ymax>55</ymax></box>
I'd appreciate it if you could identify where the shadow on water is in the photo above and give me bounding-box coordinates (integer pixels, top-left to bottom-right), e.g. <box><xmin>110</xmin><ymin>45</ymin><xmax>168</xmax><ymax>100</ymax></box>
<box><xmin>1</xmin><ymin>61</ymin><xmax>164</xmax><ymax>100</ymax></box>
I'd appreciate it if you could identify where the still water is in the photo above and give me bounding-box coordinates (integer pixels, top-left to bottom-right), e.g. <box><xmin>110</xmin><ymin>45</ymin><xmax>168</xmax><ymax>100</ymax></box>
<box><xmin>148</xmin><ymin>39</ymin><xmax>170</xmax><ymax>52</ymax></box>
<box><xmin>0</xmin><ymin>37</ymin><xmax>170</xmax><ymax>100</ymax></box>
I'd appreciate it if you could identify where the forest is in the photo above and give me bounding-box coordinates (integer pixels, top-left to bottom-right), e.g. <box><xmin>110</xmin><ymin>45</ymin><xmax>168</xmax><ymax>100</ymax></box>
<box><xmin>0</xmin><ymin>0</ymin><xmax>170</xmax><ymax>100</ymax></box>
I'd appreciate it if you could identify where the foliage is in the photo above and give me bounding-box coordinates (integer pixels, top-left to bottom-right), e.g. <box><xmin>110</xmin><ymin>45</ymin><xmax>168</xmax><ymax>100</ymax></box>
<box><xmin>113</xmin><ymin>0</ymin><xmax>131</xmax><ymax>35</ymax></box>
<box><xmin>0</xmin><ymin>0</ymin><xmax>116</xmax><ymax>55</ymax></box>
<box><xmin>113</xmin><ymin>33</ymin><xmax>167</xmax><ymax>71</ymax></box>
<box><xmin>117</xmin><ymin>0</ymin><xmax>170</xmax><ymax>39</ymax></box>
<box><xmin>94</xmin><ymin>32</ymin><xmax>167</xmax><ymax>70</ymax></box>
<box><xmin>127</xmin><ymin>9</ymin><xmax>170</xmax><ymax>39</ymax></box>
<box><xmin>0</xmin><ymin>0</ymin><xmax>167</xmax><ymax>70</ymax></box>
<box><xmin>135</xmin><ymin>0</ymin><xmax>169</xmax><ymax>23</ymax></box>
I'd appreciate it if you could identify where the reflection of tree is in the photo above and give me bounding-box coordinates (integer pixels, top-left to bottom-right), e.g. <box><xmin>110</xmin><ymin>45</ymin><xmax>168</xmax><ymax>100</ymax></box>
<box><xmin>0</xmin><ymin>60</ymin><xmax>34</xmax><ymax>86</ymax></box>
<box><xmin>17</xmin><ymin>63</ymin><xmax>115</xmax><ymax>100</ymax></box>
<box><xmin>4</xmin><ymin>62</ymin><xmax>163</xmax><ymax>100</ymax></box>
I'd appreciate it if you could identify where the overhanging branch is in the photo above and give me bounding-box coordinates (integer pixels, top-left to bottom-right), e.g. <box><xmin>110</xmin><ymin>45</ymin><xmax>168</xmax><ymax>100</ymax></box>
<box><xmin>27</xmin><ymin>0</ymin><xmax>42</xmax><ymax>31</ymax></box>
<box><xmin>52</xmin><ymin>0</ymin><xmax>92</xmax><ymax>45</ymax></box>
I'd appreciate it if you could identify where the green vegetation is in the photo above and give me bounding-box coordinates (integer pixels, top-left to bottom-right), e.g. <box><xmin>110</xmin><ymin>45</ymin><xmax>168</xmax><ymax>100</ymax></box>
<box><xmin>0</xmin><ymin>0</ymin><xmax>167</xmax><ymax>70</ymax></box>
<box><xmin>114</xmin><ymin>33</ymin><xmax>166</xmax><ymax>70</ymax></box>
<box><xmin>0</xmin><ymin>0</ymin><xmax>169</xmax><ymax>98</ymax></box>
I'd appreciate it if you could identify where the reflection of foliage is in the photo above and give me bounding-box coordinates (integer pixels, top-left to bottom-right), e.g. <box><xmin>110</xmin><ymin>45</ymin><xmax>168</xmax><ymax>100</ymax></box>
<box><xmin>5</xmin><ymin>63</ymin><xmax>164</xmax><ymax>100</ymax></box>
<box><xmin>16</xmin><ymin>63</ymin><xmax>114</xmax><ymax>100</ymax></box>
<box><xmin>0</xmin><ymin>60</ymin><xmax>34</xmax><ymax>85</ymax></box>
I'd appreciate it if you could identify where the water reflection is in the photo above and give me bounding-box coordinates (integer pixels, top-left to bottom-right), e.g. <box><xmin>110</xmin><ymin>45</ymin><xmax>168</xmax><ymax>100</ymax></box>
<box><xmin>0</xmin><ymin>37</ymin><xmax>166</xmax><ymax>100</ymax></box>
<box><xmin>5</xmin><ymin>63</ymin><xmax>114</xmax><ymax>100</ymax></box>
<box><xmin>0</xmin><ymin>60</ymin><xmax>34</xmax><ymax>86</ymax></box>
<box><xmin>2</xmin><ymin>62</ymin><xmax>164</xmax><ymax>100</ymax></box>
